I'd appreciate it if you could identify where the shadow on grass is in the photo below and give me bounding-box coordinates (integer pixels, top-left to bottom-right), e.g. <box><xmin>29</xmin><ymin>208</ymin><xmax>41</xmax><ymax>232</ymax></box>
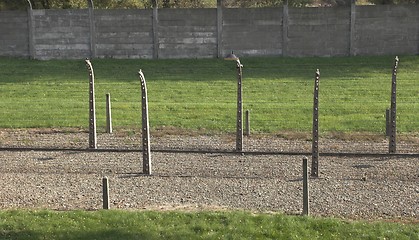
<box><xmin>2</xmin><ymin>229</ymin><xmax>159</xmax><ymax>240</ymax></box>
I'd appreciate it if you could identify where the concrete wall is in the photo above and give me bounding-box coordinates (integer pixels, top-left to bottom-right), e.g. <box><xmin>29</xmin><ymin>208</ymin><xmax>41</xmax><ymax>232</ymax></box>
<box><xmin>158</xmin><ymin>8</ymin><xmax>217</xmax><ymax>58</ymax></box>
<box><xmin>0</xmin><ymin>11</ymin><xmax>29</xmax><ymax>57</ymax></box>
<box><xmin>95</xmin><ymin>9</ymin><xmax>153</xmax><ymax>59</ymax></box>
<box><xmin>222</xmin><ymin>8</ymin><xmax>283</xmax><ymax>57</ymax></box>
<box><xmin>1</xmin><ymin>4</ymin><xmax>419</xmax><ymax>59</ymax></box>
<box><xmin>32</xmin><ymin>9</ymin><xmax>90</xmax><ymax>59</ymax></box>
<box><xmin>287</xmin><ymin>7</ymin><xmax>350</xmax><ymax>56</ymax></box>
<box><xmin>354</xmin><ymin>5</ymin><xmax>419</xmax><ymax>55</ymax></box>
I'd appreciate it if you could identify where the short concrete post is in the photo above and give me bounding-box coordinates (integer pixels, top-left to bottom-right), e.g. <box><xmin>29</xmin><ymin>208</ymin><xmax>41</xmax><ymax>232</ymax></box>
<box><xmin>302</xmin><ymin>157</ymin><xmax>309</xmax><ymax>216</ymax></box>
<box><xmin>102</xmin><ymin>176</ymin><xmax>110</xmax><ymax>209</ymax></box>
<box><xmin>245</xmin><ymin>110</ymin><xmax>250</xmax><ymax>136</ymax></box>
<box><xmin>106</xmin><ymin>93</ymin><xmax>112</xmax><ymax>134</ymax></box>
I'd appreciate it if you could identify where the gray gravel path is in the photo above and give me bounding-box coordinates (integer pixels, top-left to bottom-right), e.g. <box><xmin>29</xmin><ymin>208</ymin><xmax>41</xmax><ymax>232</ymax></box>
<box><xmin>0</xmin><ymin>132</ymin><xmax>418</xmax><ymax>221</ymax></box>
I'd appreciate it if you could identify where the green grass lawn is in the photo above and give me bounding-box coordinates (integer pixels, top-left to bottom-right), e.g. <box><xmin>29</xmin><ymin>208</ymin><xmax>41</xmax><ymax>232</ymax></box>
<box><xmin>1</xmin><ymin>55</ymin><xmax>418</xmax><ymax>134</ymax></box>
<box><xmin>1</xmin><ymin>57</ymin><xmax>419</xmax><ymax>238</ymax></box>
<box><xmin>0</xmin><ymin>209</ymin><xmax>417</xmax><ymax>240</ymax></box>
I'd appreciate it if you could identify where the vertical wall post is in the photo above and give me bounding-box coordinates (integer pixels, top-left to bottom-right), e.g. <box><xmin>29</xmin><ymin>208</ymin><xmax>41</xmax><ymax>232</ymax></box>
<box><xmin>311</xmin><ymin>69</ymin><xmax>320</xmax><ymax>177</ymax></box>
<box><xmin>217</xmin><ymin>0</ymin><xmax>223</xmax><ymax>58</ymax></box>
<box><xmin>85</xmin><ymin>59</ymin><xmax>97</xmax><ymax>149</ymax></box>
<box><xmin>87</xmin><ymin>0</ymin><xmax>96</xmax><ymax>58</ymax></box>
<box><xmin>236</xmin><ymin>60</ymin><xmax>244</xmax><ymax>152</ymax></box>
<box><xmin>26</xmin><ymin>0</ymin><xmax>35</xmax><ymax>59</ymax></box>
<box><xmin>152</xmin><ymin>0</ymin><xmax>159</xmax><ymax>59</ymax></box>
<box><xmin>282</xmin><ymin>1</ymin><xmax>289</xmax><ymax>56</ymax></box>
<box><xmin>139</xmin><ymin>70</ymin><xmax>152</xmax><ymax>175</ymax></box>
<box><xmin>302</xmin><ymin>157</ymin><xmax>310</xmax><ymax>216</ymax></box>
<box><xmin>389</xmin><ymin>56</ymin><xmax>399</xmax><ymax>154</ymax></box>
<box><xmin>106</xmin><ymin>93</ymin><xmax>112</xmax><ymax>134</ymax></box>
<box><xmin>349</xmin><ymin>0</ymin><xmax>356</xmax><ymax>56</ymax></box>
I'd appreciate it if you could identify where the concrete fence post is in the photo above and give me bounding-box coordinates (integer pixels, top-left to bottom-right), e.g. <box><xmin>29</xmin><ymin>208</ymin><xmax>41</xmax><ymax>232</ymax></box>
<box><xmin>302</xmin><ymin>157</ymin><xmax>310</xmax><ymax>216</ymax></box>
<box><xmin>389</xmin><ymin>56</ymin><xmax>399</xmax><ymax>154</ymax></box>
<box><xmin>236</xmin><ymin>60</ymin><xmax>244</xmax><ymax>152</ymax></box>
<box><xmin>102</xmin><ymin>176</ymin><xmax>110</xmax><ymax>209</ymax></box>
<box><xmin>106</xmin><ymin>93</ymin><xmax>112</xmax><ymax>134</ymax></box>
<box><xmin>139</xmin><ymin>70</ymin><xmax>152</xmax><ymax>175</ymax></box>
<box><xmin>85</xmin><ymin>59</ymin><xmax>97</xmax><ymax>149</ymax></box>
<box><xmin>245</xmin><ymin>110</ymin><xmax>250</xmax><ymax>136</ymax></box>
<box><xmin>26</xmin><ymin>0</ymin><xmax>35</xmax><ymax>59</ymax></box>
<box><xmin>311</xmin><ymin>69</ymin><xmax>320</xmax><ymax>177</ymax></box>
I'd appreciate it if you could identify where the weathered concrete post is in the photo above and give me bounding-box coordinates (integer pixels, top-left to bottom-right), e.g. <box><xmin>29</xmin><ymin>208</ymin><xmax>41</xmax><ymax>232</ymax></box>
<box><xmin>102</xmin><ymin>176</ymin><xmax>110</xmax><ymax>209</ymax></box>
<box><xmin>224</xmin><ymin>52</ymin><xmax>244</xmax><ymax>152</ymax></box>
<box><xmin>87</xmin><ymin>0</ymin><xmax>96</xmax><ymax>58</ymax></box>
<box><xmin>139</xmin><ymin>70</ymin><xmax>151</xmax><ymax>175</ymax></box>
<box><xmin>245</xmin><ymin>110</ymin><xmax>250</xmax><ymax>136</ymax></box>
<box><xmin>311</xmin><ymin>69</ymin><xmax>320</xmax><ymax>177</ymax></box>
<box><xmin>302</xmin><ymin>157</ymin><xmax>310</xmax><ymax>216</ymax></box>
<box><xmin>85</xmin><ymin>59</ymin><xmax>97</xmax><ymax>149</ymax></box>
<box><xmin>236</xmin><ymin>59</ymin><xmax>244</xmax><ymax>152</ymax></box>
<box><xmin>388</xmin><ymin>56</ymin><xmax>399</xmax><ymax>154</ymax></box>
<box><xmin>26</xmin><ymin>0</ymin><xmax>35</xmax><ymax>59</ymax></box>
<box><xmin>106</xmin><ymin>93</ymin><xmax>112</xmax><ymax>134</ymax></box>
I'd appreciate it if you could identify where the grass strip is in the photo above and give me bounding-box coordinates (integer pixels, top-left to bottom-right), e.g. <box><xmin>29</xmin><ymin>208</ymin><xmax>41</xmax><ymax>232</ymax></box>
<box><xmin>0</xmin><ymin>209</ymin><xmax>417</xmax><ymax>240</ymax></box>
<box><xmin>1</xmin><ymin>56</ymin><xmax>419</xmax><ymax>134</ymax></box>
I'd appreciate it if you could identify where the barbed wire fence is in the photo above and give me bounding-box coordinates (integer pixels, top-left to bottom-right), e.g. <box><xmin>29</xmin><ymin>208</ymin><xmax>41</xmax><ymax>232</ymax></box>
<box><xmin>1</xmin><ymin>56</ymin><xmax>419</xmax><ymax>162</ymax></box>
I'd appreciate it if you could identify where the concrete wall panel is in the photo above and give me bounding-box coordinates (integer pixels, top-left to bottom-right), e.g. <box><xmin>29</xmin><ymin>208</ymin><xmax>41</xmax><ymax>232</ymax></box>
<box><xmin>287</xmin><ymin>7</ymin><xmax>350</xmax><ymax>56</ymax></box>
<box><xmin>0</xmin><ymin>11</ymin><xmax>29</xmax><ymax>57</ymax></box>
<box><xmin>222</xmin><ymin>8</ymin><xmax>282</xmax><ymax>57</ymax></box>
<box><xmin>353</xmin><ymin>5</ymin><xmax>419</xmax><ymax>56</ymax></box>
<box><xmin>1</xmin><ymin>5</ymin><xmax>419</xmax><ymax>59</ymax></box>
<box><xmin>158</xmin><ymin>8</ymin><xmax>217</xmax><ymax>58</ymax></box>
<box><xmin>32</xmin><ymin>9</ymin><xmax>90</xmax><ymax>59</ymax></box>
<box><xmin>94</xmin><ymin>9</ymin><xmax>153</xmax><ymax>59</ymax></box>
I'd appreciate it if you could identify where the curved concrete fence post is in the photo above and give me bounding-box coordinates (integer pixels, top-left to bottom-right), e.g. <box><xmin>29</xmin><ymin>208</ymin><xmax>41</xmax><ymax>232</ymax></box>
<box><xmin>85</xmin><ymin>59</ymin><xmax>97</xmax><ymax>149</ymax></box>
<box><xmin>388</xmin><ymin>56</ymin><xmax>399</xmax><ymax>154</ymax></box>
<box><xmin>139</xmin><ymin>70</ymin><xmax>152</xmax><ymax>175</ymax></box>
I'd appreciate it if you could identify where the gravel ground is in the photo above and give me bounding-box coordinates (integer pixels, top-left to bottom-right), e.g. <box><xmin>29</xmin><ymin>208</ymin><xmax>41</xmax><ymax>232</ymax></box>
<box><xmin>0</xmin><ymin>130</ymin><xmax>418</xmax><ymax>221</ymax></box>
